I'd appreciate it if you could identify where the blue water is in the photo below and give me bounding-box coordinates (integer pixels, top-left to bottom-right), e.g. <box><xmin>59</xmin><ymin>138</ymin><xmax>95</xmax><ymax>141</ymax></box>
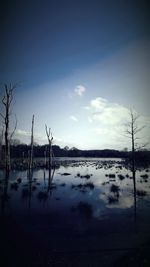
<box><xmin>0</xmin><ymin>158</ymin><xmax>150</xmax><ymax>251</ymax></box>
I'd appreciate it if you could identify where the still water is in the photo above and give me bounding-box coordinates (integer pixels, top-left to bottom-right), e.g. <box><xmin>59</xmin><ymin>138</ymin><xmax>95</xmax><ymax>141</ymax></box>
<box><xmin>0</xmin><ymin>158</ymin><xmax>150</xmax><ymax>251</ymax></box>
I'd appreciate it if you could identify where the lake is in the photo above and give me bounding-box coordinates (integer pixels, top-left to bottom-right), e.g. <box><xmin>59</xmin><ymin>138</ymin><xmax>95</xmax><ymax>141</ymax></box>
<box><xmin>0</xmin><ymin>157</ymin><xmax>150</xmax><ymax>266</ymax></box>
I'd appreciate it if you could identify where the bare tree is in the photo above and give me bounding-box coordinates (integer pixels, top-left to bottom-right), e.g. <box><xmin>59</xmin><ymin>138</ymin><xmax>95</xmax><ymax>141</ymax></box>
<box><xmin>29</xmin><ymin>115</ymin><xmax>34</xmax><ymax>172</ymax></box>
<box><xmin>0</xmin><ymin>84</ymin><xmax>17</xmax><ymax>172</ymax></box>
<box><xmin>45</xmin><ymin>125</ymin><xmax>55</xmax><ymax>184</ymax></box>
<box><xmin>0</xmin><ymin>126</ymin><xmax>4</xmax><ymax>162</ymax></box>
<box><xmin>124</xmin><ymin>108</ymin><xmax>147</xmax><ymax>219</ymax></box>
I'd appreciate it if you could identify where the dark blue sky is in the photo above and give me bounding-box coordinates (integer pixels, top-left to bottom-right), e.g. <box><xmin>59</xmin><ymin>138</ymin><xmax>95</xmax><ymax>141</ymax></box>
<box><xmin>1</xmin><ymin>0</ymin><xmax>149</xmax><ymax>87</ymax></box>
<box><xmin>0</xmin><ymin>0</ymin><xmax>150</xmax><ymax>149</ymax></box>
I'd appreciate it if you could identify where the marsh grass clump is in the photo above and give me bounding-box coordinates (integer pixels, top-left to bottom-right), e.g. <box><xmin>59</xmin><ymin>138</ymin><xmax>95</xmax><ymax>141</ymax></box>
<box><xmin>110</xmin><ymin>184</ymin><xmax>120</xmax><ymax>193</ymax></box>
<box><xmin>71</xmin><ymin>182</ymin><xmax>94</xmax><ymax>190</ymax></box>
<box><xmin>141</xmin><ymin>174</ymin><xmax>148</xmax><ymax>179</ymax></box>
<box><xmin>80</xmin><ymin>174</ymin><xmax>91</xmax><ymax>179</ymax></box>
<box><xmin>61</xmin><ymin>173</ymin><xmax>71</xmax><ymax>176</ymax></box>
<box><xmin>77</xmin><ymin>184</ymin><xmax>83</xmax><ymax>189</ymax></box>
<box><xmin>84</xmin><ymin>182</ymin><xmax>94</xmax><ymax>189</ymax></box>
<box><xmin>118</xmin><ymin>174</ymin><xmax>125</xmax><ymax>180</ymax></box>
<box><xmin>136</xmin><ymin>190</ymin><xmax>147</xmax><ymax>197</ymax></box>
<box><xmin>37</xmin><ymin>191</ymin><xmax>48</xmax><ymax>201</ymax></box>
<box><xmin>102</xmin><ymin>181</ymin><xmax>109</xmax><ymax>185</ymax></box>
<box><xmin>108</xmin><ymin>174</ymin><xmax>116</xmax><ymax>178</ymax></box>
<box><xmin>108</xmin><ymin>195</ymin><xmax>119</xmax><ymax>204</ymax></box>
<box><xmin>110</xmin><ymin>184</ymin><xmax>120</xmax><ymax>199</ymax></box>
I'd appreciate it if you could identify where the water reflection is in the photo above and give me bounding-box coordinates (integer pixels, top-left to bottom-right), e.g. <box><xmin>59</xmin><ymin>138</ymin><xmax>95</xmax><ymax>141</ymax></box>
<box><xmin>0</xmin><ymin>159</ymin><xmax>150</xmax><ymax>233</ymax></box>
<box><xmin>1</xmin><ymin>170</ymin><xmax>9</xmax><ymax>215</ymax></box>
<box><xmin>100</xmin><ymin>192</ymin><xmax>134</xmax><ymax>209</ymax></box>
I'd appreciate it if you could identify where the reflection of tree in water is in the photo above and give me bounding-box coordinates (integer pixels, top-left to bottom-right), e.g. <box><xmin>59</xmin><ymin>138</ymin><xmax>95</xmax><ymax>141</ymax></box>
<box><xmin>1</xmin><ymin>170</ymin><xmax>10</xmax><ymax>215</ymax></box>
<box><xmin>21</xmin><ymin>170</ymin><xmax>33</xmax><ymax>209</ymax></box>
<box><xmin>37</xmin><ymin>167</ymin><xmax>55</xmax><ymax>202</ymax></box>
<box><xmin>21</xmin><ymin>167</ymin><xmax>56</xmax><ymax>206</ymax></box>
<box><xmin>107</xmin><ymin>184</ymin><xmax>120</xmax><ymax>204</ymax></box>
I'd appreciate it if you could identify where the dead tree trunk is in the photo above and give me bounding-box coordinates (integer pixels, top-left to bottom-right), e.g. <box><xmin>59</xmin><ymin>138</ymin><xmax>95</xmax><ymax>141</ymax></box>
<box><xmin>125</xmin><ymin>109</ymin><xmax>146</xmax><ymax>222</ymax></box>
<box><xmin>29</xmin><ymin>115</ymin><xmax>34</xmax><ymax>175</ymax></box>
<box><xmin>131</xmin><ymin>112</ymin><xmax>136</xmax><ymax>220</ymax></box>
<box><xmin>45</xmin><ymin>125</ymin><xmax>54</xmax><ymax>184</ymax></box>
<box><xmin>0</xmin><ymin>84</ymin><xmax>17</xmax><ymax>172</ymax></box>
<box><xmin>0</xmin><ymin>126</ymin><xmax>4</xmax><ymax>162</ymax></box>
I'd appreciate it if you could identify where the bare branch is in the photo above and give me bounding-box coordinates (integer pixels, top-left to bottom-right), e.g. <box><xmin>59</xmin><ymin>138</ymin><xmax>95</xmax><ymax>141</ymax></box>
<box><xmin>45</xmin><ymin>124</ymin><xmax>50</xmax><ymax>139</ymax></box>
<box><xmin>1</xmin><ymin>83</ymin><xmax>17</xmax><ymax>170</ymax></box>
<box><xmin>2</xmin><ymin>95</ymin><xmax>6</xmax><ymax>106</ymax></box>
<box><xmin>0</xmin><ymin>112</ymin><xmax>5</xmax><ymax>120</ymax></box>
<box><xmin>134</xmin><ymin>125</ymin><xmax>145</xmax><ymax>135</ymax></box>
<box><xmin>135</xmin><ymin>142</ymin><xmax>149</xmax><ymax>151</ymax></box>
<box><xmin>125</xmin><ymin>129</ymin><xmax>132</xmax><ymax>135</ymax></box>
<box><xmin>10</xmin><ymin>114</ymin><xmax>17</xmax><ymax>140</ymax></box>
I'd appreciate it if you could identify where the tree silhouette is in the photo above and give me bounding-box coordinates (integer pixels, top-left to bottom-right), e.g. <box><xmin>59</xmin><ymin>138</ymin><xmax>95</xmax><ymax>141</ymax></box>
<box><xmin>0</xmin><ymin>84</ymin><xmax>17</xmax><ymax>172</ymax></box>
<box><xmin>124</xmin><ymin>108</ymin><xmax>147</xmax><ymax>220</ymax></box>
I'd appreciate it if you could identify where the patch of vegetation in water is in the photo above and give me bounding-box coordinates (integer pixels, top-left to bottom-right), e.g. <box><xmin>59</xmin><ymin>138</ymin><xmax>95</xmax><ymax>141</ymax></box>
<box><xmin>75</xmin><ymin>173</ymin><xmax>92</xmax><ymax>179</ymax></box>
<box><xmin>136</xmin><ymin>190</ymin><xmax>147</xmax><ymax>197</ymax></box>
<box><xmin>108</xmin><ymin>174</ymin><xmax>116</xmax><ymax>178</ymax></box>
<box><xmin>141</xmin><ymin>174</ymin><xmax>148</xmax><ymax>179</ymax></box>
<box><xmin>118</xmin><ymin>174</ymin><xmax>125</xmax><ymax>180</ymax></box>
<box><xmin>71</xmin><ymin>182</ymin><xmax>94</xmax><ymax>191</ymax></box>
<box><xmin>61</xmin><ymin>173</ymin><xmax>71</xmax><ymax>176</ymax></box>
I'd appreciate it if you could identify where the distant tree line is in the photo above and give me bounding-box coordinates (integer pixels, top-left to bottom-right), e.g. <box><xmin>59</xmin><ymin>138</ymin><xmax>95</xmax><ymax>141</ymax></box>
<box><xmin>0</xmin><ymin>143</ymin><xmax>149</xmax><ymax>162</ymax></box>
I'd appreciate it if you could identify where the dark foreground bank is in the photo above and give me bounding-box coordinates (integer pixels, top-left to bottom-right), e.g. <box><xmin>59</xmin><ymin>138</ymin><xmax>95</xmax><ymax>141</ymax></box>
<box><xmin>1</xmin><ymin>214</ymin><xmax>150</xmax><ymax>267</ymax></box>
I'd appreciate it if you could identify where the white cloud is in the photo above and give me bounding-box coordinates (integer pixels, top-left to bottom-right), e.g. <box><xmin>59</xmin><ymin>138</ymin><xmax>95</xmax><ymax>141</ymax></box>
<box><xmin>86</xmin><ymin>97</ymin><xmax>129</xmax><ymax>126</ymax></box>
<box><xmin>74</xmin><ymin>85</ymin><xmax>86</xmax><ymax>96</ymax></box>
<box><xmin>90</xmin><ymin>97</ymin><xmax>108</xmax><ymax>111</ymax></box>
<box><xmin>16</xmin><ymin>129</ymin><xmax>31</xmax><ymax>137</ymax></box>
<box><xmin>84</xmin><ymin>97</ymin><xmax>150</xmax><ymax>149</ymax></box>
<box><xmin>69</xmin><ymin>115</ymin><xmax>78</xmax><ymax>122</ymax></box>
<box><xmin>83</xmin><ymin>106</ymin><xmax>90</xmax><ymax>110</ymax></box>
<box><xmin>88</xmin><ymin>117</ymin><xmax>93</xmax><ymax>123</ymax></box>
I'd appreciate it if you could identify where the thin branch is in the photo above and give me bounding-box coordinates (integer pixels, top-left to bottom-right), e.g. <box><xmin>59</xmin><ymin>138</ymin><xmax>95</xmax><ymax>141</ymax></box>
<box><xmin>0</xmin><ymin>112</ymin><xmax>5</xmax><ymax>120</ymax></box>
<box><xmin>135</xmin><ymin>142</ymin><xmax>149</xmax><ymax>151</ymax></box>
<box><xmin>134</xmin><ymin>125</ymin><xmax>145</xmax><ymax>135</ymax></box>
<box><xmin>2</xmin><ymin>95</ymin><xmax>6</xmax><ymax>106</ymax></box>
<box><xmin>125</xmin><ymin>129</ymin><xmax>132</xmax><ymax>135</ymax></box>
<box><xmin>10</xmin><ymin>114</ymin><xmax>17</xmax><ymax>140</ymax></box>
